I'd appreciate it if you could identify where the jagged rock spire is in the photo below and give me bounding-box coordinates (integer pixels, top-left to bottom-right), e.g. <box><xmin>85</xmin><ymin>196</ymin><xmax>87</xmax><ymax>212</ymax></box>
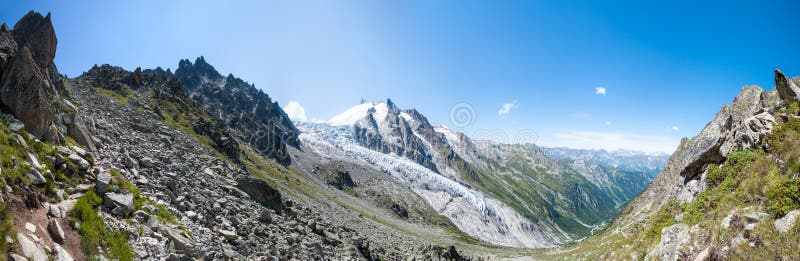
<box><xmin>774</xmin><ymin>68</ymin><xmax>800</xmax><ymax>104</ymax></box>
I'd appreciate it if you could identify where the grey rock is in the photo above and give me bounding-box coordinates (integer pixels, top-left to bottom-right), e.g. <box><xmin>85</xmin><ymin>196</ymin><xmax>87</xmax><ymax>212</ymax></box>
<box><xmin>16</xmin><ymin>233</ymin><xmax>47</xmax><ymax>261</ymax></box>
<box><xmin>68</xmin><ymin>154</ymin><xmax>90</xmax><ymax>170</ymax></box>
<box><xmin>646</xmin><ymin>224</ymin><xmax>692</xmax><ymax>261</ymax></box>
<box><xmin>52</xmin><ymin>244</ymin><xmax>74</xmax><ymax>261</ymax></box>
<box><xmin>28</xmin><ymin>167</ymin><xmax>46</xmax><ymax>185</ymax></box>
<box><xmin>162</xmin><ymin>225</ymin><xmax>195</xmax><ymax>255</ymax></box>
<box><xmin>48</xmin><ymin>204</ymin><xmax>63</xmax><ymax>218</ymax></box>
<box><xmin>96</xmin><ymin>171</ymin><xmax>112</xmax><ymax>193</ymax></box>
<box><xmin>775</xmin><ymin>68</ymin><xmax>800</xmax><ymax>103</ymax></box>
<box><xmin>47</xmin><ymin>219</ymin><xmax>65</xmax><ymax>243</ymax></box>
<box><xmin>676</xmin><ymin>86</ymin><xmax>769</xmax><ymax>179</ymax></box>
<box><xmin>774</xmin><ymin>209</ymin><xmax>800</xmax><ymax>234</ymax></box>
<box><xmin>217</xmin><ymin>229</ymin><xmax>237</xmax><ymax>240</ymax></box>
<box><xmin>103</xmin><ymin>192</ymin><xmax>134</xmax><ymax>216</ymax></box>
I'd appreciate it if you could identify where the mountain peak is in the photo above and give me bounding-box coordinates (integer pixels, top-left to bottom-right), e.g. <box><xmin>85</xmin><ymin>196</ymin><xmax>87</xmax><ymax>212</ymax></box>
<box><xmin>12</xmin><ymin>10</ymin><xmax>57</xmax><ymax>70</ymax></box>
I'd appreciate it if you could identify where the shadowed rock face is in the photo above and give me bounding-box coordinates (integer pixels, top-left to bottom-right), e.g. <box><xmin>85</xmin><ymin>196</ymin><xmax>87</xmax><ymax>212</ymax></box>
<box><xmin>0</xmin><ymin>46</ymin><xmax>56</xmax><ymax>139</ymax></box>
<box><xmin>0</xmin><ymin>11</ymin><xmax>95</xmax><ymax>150</ymax></box>
<box><xmin>775</xmin><ymin>68</ymin><xmax>800</xmax><ymax>104</ymax></box>
<box><xmin>12</xmin><ymin>12</ymin><xmax>57</xmax><ymax>70</ymax></box>
<box><xmin>175</xmin><ymin>57</ymin><xmax>299</xmax><ymax>165</ymax></box>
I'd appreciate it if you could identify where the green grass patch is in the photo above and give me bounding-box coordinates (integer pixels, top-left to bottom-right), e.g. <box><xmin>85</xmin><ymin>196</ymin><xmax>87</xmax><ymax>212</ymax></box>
<box><xmin>71</xmin><ymin>191</ymin><xmax>134</xmax><ymax>260</ymax></box>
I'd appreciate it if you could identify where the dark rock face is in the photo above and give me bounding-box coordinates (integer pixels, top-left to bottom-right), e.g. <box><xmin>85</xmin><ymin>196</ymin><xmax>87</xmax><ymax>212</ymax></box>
<box><xmin>236</xmin><ymin>177</ymin><xmax>285</xmax><ymax>215</ymax></box>
<box><xmin>175</xmin><ymin>57</ymin><xmax>299</xmax><ymax>165</ymax></box>
<box><xmin>0</xmin><ymin>46</ymin><xmax>56</xmax><ymax>139</ymax></box>
<box><xmin>775</xmin><ymin>68</ymin><xmax>800</xmax><ymax>104</ymax></box>
<box><xmin>12</xmin><ymin>12</ymin><xmax>57</xmax><ymax>70</ymax></box>
<box><xmin>0</xmin><ymin>11</ymin><xmax>94</xmax><ymax>151</ymax></box>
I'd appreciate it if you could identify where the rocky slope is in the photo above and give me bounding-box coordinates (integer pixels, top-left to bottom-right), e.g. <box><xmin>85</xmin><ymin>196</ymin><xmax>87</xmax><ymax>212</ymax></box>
<box><xmin>547</xmin><ymin>70</ymin><xmax>800</xmax><ymax>260</ymax></box>
<box><xmin>174</xmin><ymin>57</ymin><xmax>299</xmax><ymax>165</ymax></box>
<box><xmin>0</xmin><ymin>11</ymin><xmax>482</xmax><ymax>260</ymax></box>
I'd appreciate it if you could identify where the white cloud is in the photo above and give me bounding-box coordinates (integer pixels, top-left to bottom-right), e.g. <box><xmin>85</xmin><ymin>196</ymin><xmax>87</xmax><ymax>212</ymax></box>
<box><xmin>672</xmin><ymin>126</ymin><xmax>680</xmax><ymax>131</ymax></box>
<box><xmin>595</xmin><ymin>87</ymin><xmax>606</xmax><ymax>96</ymax></box>
<box><xmin>542</xmin><ymin>131</ymin><xmax>680</xmax><ymax>154</ymax></box>
<box><xmin>605</xmin><ymin>121</ymin><xmax>612</xmax><ymax>126</ymax></box>
<box><xmin>283</xmin><ymin>101</ymin><xmax>307</xmax><ymax>122</ymax></box>
<box><xmin>498</xmin><ymin>101</ymin><xmax>518</xmax><ymax>118</ymax></box>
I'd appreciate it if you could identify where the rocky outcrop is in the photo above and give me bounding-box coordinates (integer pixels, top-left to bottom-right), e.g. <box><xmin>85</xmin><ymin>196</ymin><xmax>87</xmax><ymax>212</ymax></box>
<box><xmin>775</xmin><ymin>68</ymin><xmax>800</xmax><ymax>104</ymax></box>
<box><xmin>676</xmin><ymin>86</ymin><xmax>771</xmax><ymax>180</ymax></box>
<box><xmin>0</xmin><ymin>11</ymin><xmax>95</xmax><ymax>152</ymax></box>
<box><xmin>174</xmin><ymin>57</ymin><xmax>299</xmax><ymax>165</ymax></box>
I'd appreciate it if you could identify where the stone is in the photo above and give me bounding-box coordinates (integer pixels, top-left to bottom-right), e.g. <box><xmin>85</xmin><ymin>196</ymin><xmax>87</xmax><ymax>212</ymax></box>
<box><xmin>68</xmin><ymin>154</ymin><xmax>90</xmax><ymax>170</ymax></box>
<box><xmin>96</xmin><ymin>171</ymin><xmax>112</xmax><ymax>193</ymax></box>
<box><xmin>774</xmin><ymin>209</ymin><xmax>800</xmax><ymax>234</ymax></box>
<box><xmin>47</xmin><ymin>220</ymin><xmax>65</xmax><ymax>243</ymax></box>
<box><xmin>48</xmin><ymin>204</ymin><xmax>63</xmax><ymax>218</ymax></box>
<box><xmin>24</xmin><ymin>222</ymin><xmax>36</xmax><ymax>233</ymax></box>
<box><xmin>9</xmin><ymin>253</ymin><xmax>27</xmax><ymax>261</ymax></box>
<box><xmin>217</xmin><ymin>229</ymin><xmax>237</xmax><ymax>240</ymax></box>
<box><xmin>236</xmin><ymin>177</ymin><xmax>284</xmax><ymax>214</ymax></box>
<box><xmin>16</xmin><ymin>233</ymin><xmax>47</xmax><ymax>261</ymax></box>
<box><xmin>28</xmin><ymin>168</ymin><xmax>47</xmax><ymax>185</ymax></box>
<box><xmin>103</xmin><ymin>192</ymin><xmax>134</xmax><ymax>216</ymax></box>
<box><xmin>146</xmin><ymin>214</ymin><xmax>160</xmax><ymax>230</ymax></box>
<box><xmin>775</xmin><ymin>68</ymin><xmax>800</xmax><ymax>103</ymax></box>
<box><xmin>743</xmin><ymin>212</ymin><xmax>768</xmax><ymax>223</ymax></box>
<box><xmin>52</xmin><ymin>244</ymin><xmax>74</xmax><ymax>261</ymax></box>
<box><xmin>162</xmin><ymin>225</ymin><xmax>195</xmax><ymax>255</ymax></box>
<box><xmin>646</xmin><ymin>224</ymin><xmax>692</xmax><ymax>261</ymax></box>
<box><xmin>69</xmin><ymin>145</ymin><xmax>87</xmax><ymax>157</ymax></box>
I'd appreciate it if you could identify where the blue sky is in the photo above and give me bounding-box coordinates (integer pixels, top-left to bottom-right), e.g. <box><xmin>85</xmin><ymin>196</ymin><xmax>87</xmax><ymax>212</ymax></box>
<box><xmin>2</xmin><ymin>0</ymin><xmax>799</xmax><ymax>153</ymax></box>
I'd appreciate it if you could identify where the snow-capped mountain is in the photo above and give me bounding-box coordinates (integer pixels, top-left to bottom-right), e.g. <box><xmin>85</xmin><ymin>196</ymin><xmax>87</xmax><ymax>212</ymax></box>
<box><xmin>297</xmin><ymin>99</ymin><xmax>652</xmax><ymax>247</ymax></box>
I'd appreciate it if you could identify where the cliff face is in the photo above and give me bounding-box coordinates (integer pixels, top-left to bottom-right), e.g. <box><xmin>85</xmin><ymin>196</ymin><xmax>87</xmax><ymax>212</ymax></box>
<box><xmin>0</xmin><ymin>11</ymin><xmax>94</xmax><ymax>152</ymax></box>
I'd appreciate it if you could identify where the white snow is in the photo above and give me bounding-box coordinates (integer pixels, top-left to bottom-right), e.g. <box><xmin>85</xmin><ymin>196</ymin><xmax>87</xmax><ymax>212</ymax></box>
<box><xmin>327</xmin><ymin>102</ymin><xmax>376</xmax><ymax>126</ymax></box>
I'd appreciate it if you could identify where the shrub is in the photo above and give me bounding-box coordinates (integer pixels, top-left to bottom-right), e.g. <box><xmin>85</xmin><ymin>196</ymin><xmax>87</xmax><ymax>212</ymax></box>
<box><xmin>766</xmin><ymin>177</ymin><xmax>800</xmax><ymax>217</ymax></box>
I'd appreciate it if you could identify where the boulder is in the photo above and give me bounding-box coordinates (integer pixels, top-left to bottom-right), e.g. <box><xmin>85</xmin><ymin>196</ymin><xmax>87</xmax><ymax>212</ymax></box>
<box><xmin>95</xmin><ymin>171</ymin><xmax>112</xmax><ymax>193</ymax></box>
<box><xmin>16</xmin><ymin>233</ymin><xmax>47</xmax><ymax>261</ymax></box>
<box><xmin>28</xmin><ymin>168</ymin><xmax>46</xmax><ymax>185</ymax></box>
<box><xmin>646</xmin><ymin>224</ymin><xmax>693</xmax><ymax>261</ymax></box>
<box><xmin>775</xmin><ymin>69</ymin><xmax>800</xmax><ymax>103</ymax></box>
<box><xmin>47</xmin><ymin>219</ymin><xmax>65</xmax><ymax>243</ymax></box>
<box><xmin>103</xmin><ymin>192</ymin><xmax>133</xmax><ymax>216</ymax></box>
<box><xmin>162</xmin><ymin>225</ymin><xmax>195</xmax><ymax>255</ymax></box>
<box><xmin>51</xmin><ymin>244</ymin><xmax>74</xmax><ymax>261</ymax></box>
<box><xmin>774</xmin><ymin>209</ymin><xmax>800</xmax><ymax>234</ymax></box>
<box><xmin>217</xmin><ymin>229</ymin><xmax>237</xmax><ymax>240</ymax></box>
<box><xmin>236</xmin><ymin>177</ymin><xmax>284</xmax><ymax>214</ymax></box>
<box><xmin>68</xmin><ymin>154</ymin><xmax>89</xmax><ymax>170</ymax></box>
